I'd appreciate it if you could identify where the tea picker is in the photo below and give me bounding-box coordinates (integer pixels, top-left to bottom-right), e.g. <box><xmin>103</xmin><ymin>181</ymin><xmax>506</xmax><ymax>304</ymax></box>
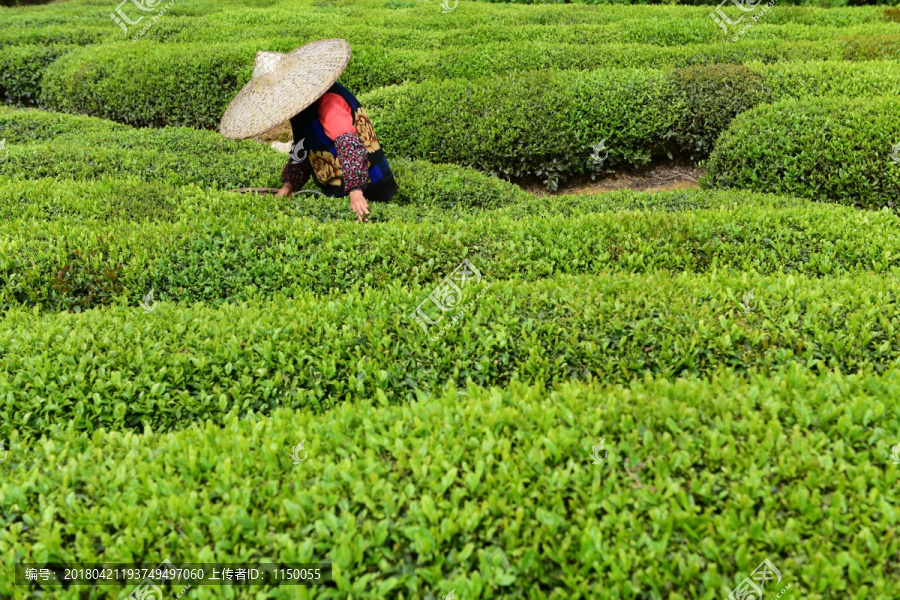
<box><xmin>219</xmin><ymin>39</ymin><xmax>399</xmax><ymax>222</ymax></box>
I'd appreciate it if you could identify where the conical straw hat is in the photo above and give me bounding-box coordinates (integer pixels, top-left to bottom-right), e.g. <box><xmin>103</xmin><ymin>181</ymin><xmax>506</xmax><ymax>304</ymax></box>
<box><xmin>219</xmin><ymin>38</ymin><xmax>351</xmax><ymax>140</ymax></box>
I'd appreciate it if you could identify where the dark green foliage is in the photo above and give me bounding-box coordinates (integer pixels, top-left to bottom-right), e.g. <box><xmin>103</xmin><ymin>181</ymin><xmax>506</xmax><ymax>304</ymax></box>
<box><xmin>363</xmin><ymin>69</ymin><xmax>674</xmax><ymax>189</ymax></box>
<box><xmin>703</xmin><ymin>95</ymin><xmax>900</xmax><ymax>207</ymax></box>
<box><xmin>40</xmin><ymin>42</ymin><xmax>257</xmax><ymax>129</ymax></box>
<box><xmin>363</xmin><ymin>61</ymin><xmax>900</xmax><ymax>188</ymax></box>
<box><xmin>0</xmin><ymin>44</ymin><xmax>71</xmax><ymax>107</ymax></box>
<box><xmin>24</xmin><ymin>37</ymin><xmax>899</xmax><ymax>131</ymax></box>
<box><xmin>664</xmin><ymin>63</ymin><xmax>773</xmax><ymax>158</ymax></box>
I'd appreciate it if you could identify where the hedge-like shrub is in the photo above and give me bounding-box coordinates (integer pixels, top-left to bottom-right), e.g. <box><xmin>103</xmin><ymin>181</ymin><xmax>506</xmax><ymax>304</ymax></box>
<box><xmin>703</xmin><ymin>95</ymin><xmax>900</xmax><ymax>208</ymax></box>
<box><xmin>0</xmin><ymin>174</ymin><xmax>803</xmax><ymax>227</ymax></box>
<box><xmin>33</xmin><ymin>37</ymin><xmax>867</xmax><ymax>128</ymax></box>
<box><xmin>3</xmin><ymin>368</ymin><xmax>897</xmax><ymax>598</ymax></box>
<box><xmin>42</xmin><ymin>14</ymin><xmax>900</xmax><ymax>47</ymax></box>
<box><xmin>0</xmin><ymin>176</ymin><xmax>201</xmax><ymax>223</ymax></box>
<box><xmin>2</xmin><ymin>191</ymin><xmax>899</xmax><ymax>312</ymax></box>
<box><xmin>0</xmin><ymin>272</ymin><xmax>900</xmax><ymax>437</ymax></box>
<box><xmin>145</xmin><ymin>19</ymin><xmax>898</xmax><ymax>47</ymax></box>
<box><xmin>663</xmin><ymin>63</ymin><xmax>772</xmax><ymax>158</ymax></box>
<box><xmin>0</xmin><ymin>122</ymin><xmax>284</xmax><ymax>189</ymax></box>
<box><xmin>0</xmin><ymin>24</ymin><xmax>109</xmax><ymax>48</ymax></box>
<box><xmin>346</xmin><ymin>40</ymin><xmax>851</xmax><ymax>94</ymax></box>
<box><xmin>0</xmin><ymin>167</ymin><xmax>527</xmax><ymax>225</ymax></box>
<box><xmin>363</xmin><ymin>61</ymin><xmax>900</xmax><ymax>187</ymax></box>
<box><xmin>40</xmin><ymin>42</ymin><xmax>256</xmax><ymax>129</ymax></box>
<box><xmin>6</xmin><ymin>270</ymin><xmax>900</xmax><ymax>435</ymax></box>
<box><xmin>841</xmin><ymin>34</ymin><xmax>900</xmax><ymax>60</ymax></box>
<box><xmin>13</xmin><ymin>56</ymin><xmax>900</xmax><ymax>195</ymax></box>
<box><xmin>0</xmin><ymin>44</ymin><xmax>71</xmax><ymax>107</ymax></box>
<box><xmin>0</xmin><ymin>3</ymin><xmax>891</xmax><ymax>68</ymax></box>
<box><xmin>0</xmin><ymin>2</ymin><xmax>888</xmax><ymax>42</ymax></box>
<box><xmin>363</xmin><ymin>68</ymin><xmax>674</xmax><ymax>188</ymax></box>
<box><xmin>388</xmin><ymin>159</ymin><xmax>530</xmax><ymax>208</ymax></box>
<box><xmin>746</xmin><ymin>58</ymin><xmax>900</xmax><ymax>98</ymax></box>
<box><xmin>0</xmin><ymin>106</ymin><xmax>120</xmax><ymax>142</ymax></box>
<box><xmin>0</xmin><ymin>108</ymin><xmax>527</xmax><ymax>207</ymax></box>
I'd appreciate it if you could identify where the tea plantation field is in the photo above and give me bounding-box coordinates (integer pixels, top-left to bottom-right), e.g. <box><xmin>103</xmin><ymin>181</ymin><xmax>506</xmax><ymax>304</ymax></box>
<box><xmin>1</xmin><ymin>0</ymin><xmax>900</xmax><ymax>598</ymax></box>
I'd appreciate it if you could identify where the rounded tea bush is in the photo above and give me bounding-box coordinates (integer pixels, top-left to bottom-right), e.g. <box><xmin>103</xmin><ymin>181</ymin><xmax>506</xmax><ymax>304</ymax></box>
<box><xmin>703</xmin><ymin>94</ymin><xmax>900</xmax><ymax>208</ymax></box>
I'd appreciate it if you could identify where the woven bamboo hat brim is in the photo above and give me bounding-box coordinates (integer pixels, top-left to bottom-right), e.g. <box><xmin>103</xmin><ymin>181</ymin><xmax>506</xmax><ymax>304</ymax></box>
<box><xmin>219</xmin><ymin>39</ymin><xmax>351</xmax><ymax>140</ymax></box>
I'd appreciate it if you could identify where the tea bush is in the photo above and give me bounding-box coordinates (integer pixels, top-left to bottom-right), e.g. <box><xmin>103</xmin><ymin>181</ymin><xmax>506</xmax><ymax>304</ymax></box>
<box><xmin>7</xmin><ymin>270</ymin><xmax>900</xmax><ymax>437</ymax></box>
<box><xmin>0</xmin><ymin>44</ymin><xmax>71</xmax><ymax>107</ymax></box>
<box><xmin>363</xmin><ymin>61</ymin><xmax>900</xmax><ymax>187</ymax></box>
<box><xmin>662</xmin><ymin>63</ymin><xmax>773</xmax><ymax>158</ymax></box>
<box><xmin>3</xmin><ymin>189</ymin><xmax>900</xmax><ymax>312</ymax></box>
<box><xmin>703</xmin><ymin>95</ymin><xmax>900</xmax><ymax>207</ymax></box>
<box><xmin>30</xmin><ymin>36</ymin><xmax>900</xmax><ymax>127</ymax></box>
<box><xmin>2</xmin><ymin>2</ymin><xmax>898</xmax><ymax>598</ymax></box>
<box><xmin>0</xmin><ymin>174</ymin><xmax>799</xmax><ymax>224</ymax></box>
<box><xmin>3</xmin><ymin>368</ymin><xmax>897</xmax><ymax>598</ymax></box>
<box><xmin>0</xmin><ymin>107</ymin><xmax>526</xmax><ymax>207</ymax></box>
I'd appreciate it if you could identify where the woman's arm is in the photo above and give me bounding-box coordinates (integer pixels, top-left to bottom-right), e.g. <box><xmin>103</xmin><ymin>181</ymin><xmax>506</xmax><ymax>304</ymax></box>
<box><xmin>333</xmin><ymin>132</ymin><xmax>371</xmax><ymax>194</ymax></box>
<box><xmin>277</xmin><ymin>153</ymin><xmax>311</xmax><ymax>196</ymax></box>
<box><xmin>318</xmin><ymin>93</ymin><xmax>372</xmax><ymax>221</ymax></box>
<box><xmin>318</xmin><ymin>93</ymin><xmax>372</xmax><ymax>194</ymax></box>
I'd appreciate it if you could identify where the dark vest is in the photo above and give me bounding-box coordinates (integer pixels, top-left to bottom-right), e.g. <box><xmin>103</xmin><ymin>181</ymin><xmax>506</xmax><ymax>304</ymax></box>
<box><xmin>289</xmin><ymin>82</ymin><xmax>398</xmax><ymax>202</ymax></box>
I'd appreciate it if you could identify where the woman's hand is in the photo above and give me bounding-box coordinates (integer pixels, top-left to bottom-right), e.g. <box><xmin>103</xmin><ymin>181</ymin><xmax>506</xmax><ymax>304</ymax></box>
<box><xmin>349</xmin><ymin>189</ymin><xmax>370</xmax><ymax>222</ymax></box>
<box><xmin>276</xmin><ymin>182</ymin><xmax>294</xmax><ymax>197</ymax></box>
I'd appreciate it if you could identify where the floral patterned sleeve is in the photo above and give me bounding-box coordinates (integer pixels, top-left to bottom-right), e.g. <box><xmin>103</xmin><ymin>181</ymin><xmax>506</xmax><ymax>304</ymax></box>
<box><xmin>333</xmin><ymin>131</ymin><xmax>371</xmax><ymax>193</ymax></box>
<box><xmin>282</xmin><ymin>156</ymin><xmax>311</xmax><ymax>190</ymax></box>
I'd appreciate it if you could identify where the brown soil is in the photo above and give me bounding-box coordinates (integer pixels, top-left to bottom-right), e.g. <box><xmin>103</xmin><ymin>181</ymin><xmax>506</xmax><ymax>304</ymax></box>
<box><xmin>516</xmin><ymin>161</ymin><xmax>705</xmax><ymax>196</ymax></box>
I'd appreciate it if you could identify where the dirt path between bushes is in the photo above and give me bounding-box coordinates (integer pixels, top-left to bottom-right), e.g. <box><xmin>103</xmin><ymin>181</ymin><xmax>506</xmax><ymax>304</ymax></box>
<box><xmin>516</xmin><ymin>162</ymin><xmax>704</xmax><ymax>196</ymax></box>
